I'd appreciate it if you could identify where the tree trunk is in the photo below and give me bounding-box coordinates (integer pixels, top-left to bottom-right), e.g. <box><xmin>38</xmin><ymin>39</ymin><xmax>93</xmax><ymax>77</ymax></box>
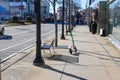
<box><xmin>53</xmin><ymin>0</ymin><xmax>58</xmax><ymax>47</ymax></box>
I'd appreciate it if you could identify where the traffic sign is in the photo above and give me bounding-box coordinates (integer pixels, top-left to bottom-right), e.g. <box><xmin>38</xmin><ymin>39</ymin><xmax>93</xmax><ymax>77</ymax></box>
<box><xmin>19</xmin><ymin>5</ymin><xmax>24</xmax><ymax>10</ymax></box>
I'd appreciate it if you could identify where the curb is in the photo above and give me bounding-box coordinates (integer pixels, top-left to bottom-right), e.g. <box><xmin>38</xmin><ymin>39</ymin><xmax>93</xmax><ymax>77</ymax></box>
<box><xmin>1</xmin><ymin>46</ymin><xmax>35</xmax><ymax>72</ymax></box>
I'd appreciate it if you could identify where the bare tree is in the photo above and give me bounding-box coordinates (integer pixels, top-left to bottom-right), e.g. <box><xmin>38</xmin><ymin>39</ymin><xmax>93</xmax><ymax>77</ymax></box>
<box><xmin>48</xmin><ymin>0</ymin><xmax>58</xmax><ymax>47</ymax></box>
<box><xmin>48</xmin><ymin>0</ymin><xmax>81</xmax><ymax>46</ymax></box>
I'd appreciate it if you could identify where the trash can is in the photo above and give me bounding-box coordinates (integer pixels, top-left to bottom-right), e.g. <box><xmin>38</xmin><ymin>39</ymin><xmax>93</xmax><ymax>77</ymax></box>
<box><xmin>100</xmin><ymin>28</ymin><xmax>106</xmax><ymax>37</ymax></box>
<box><xmin>91</xmin><ymin>21</ymin><xmax>97</xmax><ymax>34</ymax></box>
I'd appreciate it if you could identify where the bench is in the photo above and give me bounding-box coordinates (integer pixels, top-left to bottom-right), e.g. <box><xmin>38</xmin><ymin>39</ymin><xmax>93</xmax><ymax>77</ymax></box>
<box><xmin>41</xmin><ymin>38</ymin><xmax>56</xmax><ymax>55</ymax></box>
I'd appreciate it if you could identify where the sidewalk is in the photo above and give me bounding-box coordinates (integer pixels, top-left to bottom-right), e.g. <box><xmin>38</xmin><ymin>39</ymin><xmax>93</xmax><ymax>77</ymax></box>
<box><xmin>2</xmin><ymin>25</ymin><xmax>120</xmax><ymax>80</ymax></box>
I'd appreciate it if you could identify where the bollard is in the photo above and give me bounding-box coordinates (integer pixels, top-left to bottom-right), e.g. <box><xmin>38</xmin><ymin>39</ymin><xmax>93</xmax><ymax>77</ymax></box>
<box><xmin>100</xmin><ymin>28</ymin><xmax>106</xmax><ymax>37</ymax></box>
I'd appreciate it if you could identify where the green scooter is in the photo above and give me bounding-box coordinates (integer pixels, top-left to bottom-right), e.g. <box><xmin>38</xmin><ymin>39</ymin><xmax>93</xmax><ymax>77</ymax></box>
<box><xmin>69</xmin><ymin>31</ymin><xmax>77</xmax><ymax>54</ymax></box>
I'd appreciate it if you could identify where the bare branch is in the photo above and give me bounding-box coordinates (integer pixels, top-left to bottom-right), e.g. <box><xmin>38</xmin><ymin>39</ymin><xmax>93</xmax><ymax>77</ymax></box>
<box><xmin>48</xmin><ymin>0</ymin><xmax>53</xmax><ymax>4</ymax></box>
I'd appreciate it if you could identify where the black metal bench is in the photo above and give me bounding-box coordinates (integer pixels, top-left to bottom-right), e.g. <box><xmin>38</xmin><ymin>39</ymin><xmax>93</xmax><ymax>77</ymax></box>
<box><xmin>41</xmin><ymin>38</ymin><xmax>55</xmax><ymax>55</ymax></box>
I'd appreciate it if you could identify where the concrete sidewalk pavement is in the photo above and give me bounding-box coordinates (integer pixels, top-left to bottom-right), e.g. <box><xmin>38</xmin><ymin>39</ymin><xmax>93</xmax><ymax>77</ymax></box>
<box><xmin>1</xmin><ymin>25</ymin><xmax>120</xmax><ymax>80</ymax></box>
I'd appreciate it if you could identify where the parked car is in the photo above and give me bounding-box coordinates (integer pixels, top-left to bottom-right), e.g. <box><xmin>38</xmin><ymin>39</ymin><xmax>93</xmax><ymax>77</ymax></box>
<box><xmin>0</xmin><ymin>23</ymin><xmax>5</xmax><ymax>36</ymax></box>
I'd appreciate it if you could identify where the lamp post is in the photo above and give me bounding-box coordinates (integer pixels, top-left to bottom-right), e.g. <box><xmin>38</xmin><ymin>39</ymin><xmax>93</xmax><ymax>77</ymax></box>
<box><xmin>33</xmin><ymin>0</ymin><xmax>44</xmax><ymax>66</ymax></box>
<box><xmin>61</xmin><ymin>0</ymin><xmax>65</xmax><ymax>39</ymax></box>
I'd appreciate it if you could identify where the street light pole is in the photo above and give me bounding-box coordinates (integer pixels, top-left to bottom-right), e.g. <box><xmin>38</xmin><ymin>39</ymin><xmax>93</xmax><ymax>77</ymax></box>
<box><xmin>33</xmin><ymin>0</ymin><xmax>44</xmax><ymax>66</ymax></box>
<box><xmin>61</xmin><ymin>0</ymin><xmax>65</xmax><ymax>39</ymax></box>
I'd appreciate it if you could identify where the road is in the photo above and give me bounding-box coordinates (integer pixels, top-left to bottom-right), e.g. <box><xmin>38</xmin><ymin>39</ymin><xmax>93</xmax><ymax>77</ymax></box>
<box><xmin>0</xmin><ymin>24</ymin><xmax>62</xmax><ymax>61</ymax></box>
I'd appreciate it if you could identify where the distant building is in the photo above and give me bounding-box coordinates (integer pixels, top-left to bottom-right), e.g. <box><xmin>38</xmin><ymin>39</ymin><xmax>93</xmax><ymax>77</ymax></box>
<box><xmin>0</xmin><ymin>0</ymin><xmax>50</xmax><ymax>21</ymax></box>
<box><xmin>0</xmin><ymin>0</ymin><xmax>10</xmax><ymax>20</ymax></box>
<box><xmin>57</xmin><ymin>7</ymin><xmax>67</xmax><ymax>21</ymax></box>
<box><xmin>41</xmin><ymin>0</ymin><xmax>50</xmax><ymax>22</ymax></box>
<box><xmin>57</xmin><ymin>7</ymin><xmax>63</xmax><ymax>21</ymax></box>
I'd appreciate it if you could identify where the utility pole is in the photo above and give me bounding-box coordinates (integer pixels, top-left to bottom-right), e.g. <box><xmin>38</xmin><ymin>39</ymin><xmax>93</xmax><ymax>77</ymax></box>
<box><xmin>33</xmin><ymin>0</ymin><xmax>44</xmax><ymax>66</ymax></box>
<box><xmin>61</xmin><ymin>0</ymin><xmax>65</xmax><ymax>39</ymax></box>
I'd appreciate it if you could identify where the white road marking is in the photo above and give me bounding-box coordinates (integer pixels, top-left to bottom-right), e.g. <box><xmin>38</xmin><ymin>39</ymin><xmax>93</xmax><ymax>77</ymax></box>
<box><xmin>1</xmin><ymin>44</ymin><xmax>35</xmax><ymax>63</ymax></box>
<box><xmin>0</xmin><ymin>30</ymin><xmax>55</xmax><ymax>51</ymax></box>
<box><xmin>0</xmin><ymin>38</ymin><xmax>35</xmax><ymax>51</ymax></box>
<box><xmin>41</xmin><ymin>30</ymin><xmax>55</xmax><ymax>36</ymax></box>
<box><xmin>9</xmin><ymin>29</ymin><xmax>36</xmax><ymax>36</ymax></box>
<box><xmin>1</xmin><ymin>29</ymin><xmax>56</xmax><ymax>62</ymax></box>
<box><xmin>8</xmin><ymin>28</ymin><xmax>54</xmax><ymax>36</ymax></box>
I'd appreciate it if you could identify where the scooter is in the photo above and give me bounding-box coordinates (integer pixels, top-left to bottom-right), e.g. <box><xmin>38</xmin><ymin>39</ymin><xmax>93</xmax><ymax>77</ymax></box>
<box><xmin>69</xmin><ymin>31</ymin><xmax>77</xmax><ymax>54</ymax></box>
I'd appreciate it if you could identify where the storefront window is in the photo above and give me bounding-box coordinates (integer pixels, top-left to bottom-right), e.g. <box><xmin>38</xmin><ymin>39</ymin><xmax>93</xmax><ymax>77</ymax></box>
<box><xmin>109</xmin><ymin>0</ymin><xmax>120</xmax><ymax>40</ymax></box>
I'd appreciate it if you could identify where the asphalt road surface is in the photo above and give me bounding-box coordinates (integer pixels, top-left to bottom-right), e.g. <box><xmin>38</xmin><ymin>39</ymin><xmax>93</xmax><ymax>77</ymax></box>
<box><xmin>0</xmin><ymin>24</ymin><xmax>62</xmax><ymax>62</ymax></box>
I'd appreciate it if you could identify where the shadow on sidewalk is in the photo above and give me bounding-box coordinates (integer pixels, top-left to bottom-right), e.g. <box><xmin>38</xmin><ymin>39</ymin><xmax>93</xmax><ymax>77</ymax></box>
<box><xmin>46</xmin><ymin>54</ymin><xmax>79</xmax><ymax>63</ymax></box>
<box><xmin>39</xmin><ymin>64</ymin><xmax>87</xmax><ymax>80</ymax></box>
<box><xmin>77</xmin><ymin>50</ymin><xmax>120</xmax><ymax>62</ymax></box>
<box><xmin>67</xmin><ymin>39</ymin><xmax>113</xmax><ymax>46</ymax></box>
<box><xmin>0</xmin><ymin>35</ymin><xmax>12</xmax><ymax>40</ymax></box>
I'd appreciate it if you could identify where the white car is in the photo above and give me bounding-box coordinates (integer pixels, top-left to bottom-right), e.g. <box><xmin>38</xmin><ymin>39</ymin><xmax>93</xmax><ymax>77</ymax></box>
<box><xmin>0</xmin><ymin>24</ymin><xmax>5</xmax><ymax>36</ymax></box>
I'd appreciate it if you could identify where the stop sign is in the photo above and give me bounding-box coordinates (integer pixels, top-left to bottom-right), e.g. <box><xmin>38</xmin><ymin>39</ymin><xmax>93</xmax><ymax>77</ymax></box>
<box><xmin>19</xmin><ymin>5</ymin><xmax>24</xmax><ymax>10</ymax></box>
